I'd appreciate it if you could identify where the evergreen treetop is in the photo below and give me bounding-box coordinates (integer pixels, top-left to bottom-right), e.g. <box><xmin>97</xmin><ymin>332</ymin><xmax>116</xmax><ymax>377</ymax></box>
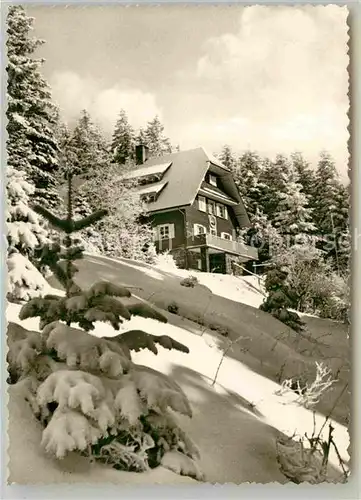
<box><xmin>274</xmin><ymin>163</ymin><xmax>316</xmax><ymax>241</ymax></box>
<box><xmin>65</xmin><ymin>110</ymin><xmax>110</xmax><ymax>179</ymax></box>
<box><xmin>6</xmin><ymin>5</ymin><xmax>60</xmax><ymax>209</ymax></box>
<box><xmin>111</xmin><ymin>109</ymin><xmax>135</xmax><ymax>166</ymax></box>
<box><xmin>143</xmin><ymin>116</ymin><xmax>172</xmax><ymax>157</ymax></box>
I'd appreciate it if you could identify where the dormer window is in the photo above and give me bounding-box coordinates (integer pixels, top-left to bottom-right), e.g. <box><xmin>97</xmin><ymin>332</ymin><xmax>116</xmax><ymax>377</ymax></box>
<box><xmin>209</xmin><ymin>174</ymin><xmax>217</xmax><ymax>187</ymax></box>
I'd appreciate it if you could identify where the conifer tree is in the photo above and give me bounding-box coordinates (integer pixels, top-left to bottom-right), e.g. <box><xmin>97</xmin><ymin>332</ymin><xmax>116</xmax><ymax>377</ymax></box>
<box><xmin>260</xmin><ymin>265</ymin><xmax>305</xmax><ymax>332</ymax></box>
<box><xmin>312</xmin><ymin>152</ymin><xmax>341</xmax><ymax>234</ymax></box>
<box><xmin>75</xmin><ymin>163</ymin><xmax>156</xmax><ymax>261</ymax></box>
<box><xmin>242</xmin><ymin>208</ymin><xmax>283</xmax><ymax>265</ymax></box>
<box><xmin>313</xmin><ymin>152</ymin><xmax>349</xmax><ymax>269</ymax></box>
<box><xmin>291</xmin><ymin>152</ymin><xmax>316</xmax><ymax>201</ymax></box>
<box><xmin>8</xmin><ymin>173</ymin><xmax>202</xmax><ymax>480</ymax></box>
<box><xmin>144</xmin><ymin>116</ymin><xmax>172</xmax><ymax>157</ymax></box>
<box><xmin>6</xmin><ymin>166</ymin><xmax>49</xmax><ymax>301</ymax></box>
<box><xmin>273</xmin><ymin>163</ymin><xmax>316</xmax><ymax>246</ymax></box>
<box><xmin>66</xmin><ymin>110</ymin><xmax>110</xmax><ymax>179</ymax></box>
<box><xmin>258</xmin><ymin>155</ymin><xmax>289</xmax><ymax>223</ymax></box>
<box><xmin>6</xmin><ymin>5</ymin><xmax>60</xmax><ymax>209</ymax></box>
<box><xmin>235</xmin><ymin>151</ymin><xmax>266</xmax><ymax>217</ymax></box>
<box><xmin>111</xmin><ymin>109</ymin><xmax>135</xmax><ymax>166</ymax></box>
<box><xmin>218</xmin><ymin>145</ymin><xmax>237</xmax><ymax>171</ymax></box>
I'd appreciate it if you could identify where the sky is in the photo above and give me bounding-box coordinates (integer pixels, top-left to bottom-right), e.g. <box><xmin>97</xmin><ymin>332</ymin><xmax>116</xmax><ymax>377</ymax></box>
<box><xmin>27</xmin><ymin>5</ymin><xmax>349</xmax><ymax>178</ymax></box>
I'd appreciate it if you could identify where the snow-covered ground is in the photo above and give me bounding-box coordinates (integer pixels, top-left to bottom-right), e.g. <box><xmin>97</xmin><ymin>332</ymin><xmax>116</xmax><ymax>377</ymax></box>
<box><xmin>85</xmin><ymin>252</ymin><xmax>266</xmax><ymax>308</ymax></box>
<box><xmin>7</xmin><ymin>300</ymin><xmax>349</xmax><ymax>481</ymax></box>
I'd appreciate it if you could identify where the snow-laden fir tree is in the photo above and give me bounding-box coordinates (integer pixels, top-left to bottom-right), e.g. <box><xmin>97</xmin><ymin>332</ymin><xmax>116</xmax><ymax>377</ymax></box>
<box><xmin>235</xmin><ymin>151</ymin><xmax>266</xmax><ymax>218</ymax></box>
<box><xmin>260</xmin><ymin>264</ymin><xmax>305</xmax><ymax>333</ymax></box>
<box><xmin>312</xmin><ymin>152</ymin><xmax>344</xmax><ymax>234</ymax></box>
<box><xmin>111</xmin><ymin>109</ymin><xmax>135</xmax><ymax>166</ymax></box>
<box><xmin>143</xmin><ymin>116</ymin><xmax>173</xmax><ymax>157</ymax></box>
<box><xmin>6</xmin><ymin>5</ymin><xmax>60</xmax><ymax>209</ymax></box>
<box><xmin>312</xmin><ymin>152</ymin><xmax>349</xmax><ymax>270</ymax></box>
<box><xmin>6</xmin><ymin>166</ymin><xmax>49</xmax><ymax>301</ymax></box>
<box><xmin>218</xmin><ymin>145</ymin><xmax>237</xmax><ymax>171</ymax></box>
<box><xmin>258</xmin><ymin>155</ymin><xmax>289</xmax><ymax>223</ymax></box>
<box><xmin>7</xmin><ymin>175</ymin><xmax>201</xmax><ymax>479</ymax></box>
<box><xmin>241</xmin><ymin>208</ymin><xmax>283</xmax><ymax>265</ymax></box>
<box><xmin>74</xmin><ymin>164</ymin><xmax>156</xmax><ymax>262</ymax></box>
<box><xmin>273</xmin><ymin>162</ymin><xmax>316</xmax><ymax>246</ymax></box>
<box><xmin>64</xmin><ymin>110</ymin><xmax>110</xmax><ymax>179</ymax></box>
<box><xmin>291</xmin><ymin>152</ymin><xmax>316</xmax><ymax>201</ymax></box>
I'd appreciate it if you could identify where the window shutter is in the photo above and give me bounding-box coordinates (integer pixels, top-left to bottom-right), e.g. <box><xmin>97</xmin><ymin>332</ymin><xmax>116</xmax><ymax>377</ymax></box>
<box><xmin>169</xmin><ymin>223</ymin><xmax>175</xmax><ymax>239</ymax></box>
<box><xmin>225</xmin><ymin>207</ymin><xmax>229</xmax><ymax>220</ymax></box>
<box><xmin>152</xmin><ymin>227</ymin><xmax>159</xmax><ymax>241</ymax></box>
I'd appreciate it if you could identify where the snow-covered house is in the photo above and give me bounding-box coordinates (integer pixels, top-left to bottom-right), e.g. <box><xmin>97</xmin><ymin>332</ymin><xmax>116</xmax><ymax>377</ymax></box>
<box><xmin>124</xmin><ymin>145</ymin><xmax>258</xmax><ymax>274</ymax></box>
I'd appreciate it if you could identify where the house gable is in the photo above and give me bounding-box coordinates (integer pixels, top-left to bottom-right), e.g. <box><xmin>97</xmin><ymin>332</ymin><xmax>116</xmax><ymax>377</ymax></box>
<box><xmin>123</xmin><ymin>146</ymin><xmax>251</xmax><ymax>228</ymax></box>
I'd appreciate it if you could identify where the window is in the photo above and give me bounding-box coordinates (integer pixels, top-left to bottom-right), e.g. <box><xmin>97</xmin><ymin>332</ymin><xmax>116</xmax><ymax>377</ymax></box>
<box><xmin>221</xmin><ymin>232</ymin><xmax>232</xmax><ymax>241</ymax></box>
<box><xmin>210</xmin><ymin>228</ymin><xmax>217</xmax><ymax>236</ymax></box>
<box><xmin>216</xmin><ymin>203</ymin><xmax>226</xmax><ymax>218</ymax></box>
<box><xmin>155</xmin><ymin>224</ymin><xmax>175</xmax><ymax>241</ymax></box>
<box><xmin>209</xmin><ymin>174</ymin><xmax>217</xmax><ymax>187</ymax></box>
<box><xmin>198</xmin><ymin>196</ymin><xmax>206</xmax><ymax>212</ymax></box>
<box><xmin>208</xmin><ymin>200</ymin><xmax>216</xmax><ymax>215</ymax></box>
<box><xmin>194</xmin><ymin>224</ymin><xmax>206</xmax><ymax>236</ymax></box>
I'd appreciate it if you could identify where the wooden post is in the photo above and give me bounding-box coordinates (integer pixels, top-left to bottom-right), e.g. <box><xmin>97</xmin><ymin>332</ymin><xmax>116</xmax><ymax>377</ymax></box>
<box><xmin>182</xmin><ymin>209</ymin><xmax>189</xmax><ymax>270</ymax></box>
<box><xmin>201</xmin><ymin>247</ymin><xmax>210</xmax><ymax>272</ymax></box>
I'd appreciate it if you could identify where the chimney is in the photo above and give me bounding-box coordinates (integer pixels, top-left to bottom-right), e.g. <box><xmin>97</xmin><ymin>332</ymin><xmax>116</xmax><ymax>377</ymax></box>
<box><xmin>135</xmin><ymin>144</ymin><xmax>149</xmax><ymax>165</ymax></box>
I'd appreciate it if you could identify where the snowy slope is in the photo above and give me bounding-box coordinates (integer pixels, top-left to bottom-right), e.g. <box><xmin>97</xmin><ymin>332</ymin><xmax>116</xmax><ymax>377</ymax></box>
<box><xmin>7</xmin><ymin>301</ymin><xmax>349</xmax><ymax>484</ymax></box>
<box><xmin>84</xmin><ymin>252</ymin><xmax>266</xmax><ymax>308</ymax></box>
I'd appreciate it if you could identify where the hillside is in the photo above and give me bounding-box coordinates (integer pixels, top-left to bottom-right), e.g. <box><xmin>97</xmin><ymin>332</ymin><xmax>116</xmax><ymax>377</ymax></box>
<box><xmin>62</xmin><ymin>254</ymin><xmax>349</xmax><ymax>425</ymax></box>
<box><xmin>5</xmin><ymin>253</ymin><xmax>343</xmax><ymax>482</ymax></box>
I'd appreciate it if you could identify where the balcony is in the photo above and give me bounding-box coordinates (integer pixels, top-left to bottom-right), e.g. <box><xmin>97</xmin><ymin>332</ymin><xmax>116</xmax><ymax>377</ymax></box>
<box><xmin>187</xmin><ymin>233</ymin><xmax>258</xmax><ymax>260</ymax></box>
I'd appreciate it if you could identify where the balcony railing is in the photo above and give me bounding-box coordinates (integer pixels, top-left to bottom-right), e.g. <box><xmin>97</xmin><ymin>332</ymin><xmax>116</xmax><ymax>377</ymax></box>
<box><xmin>187</xmin><ymin>234</ymin><xmax>258</xmax><ymax>259</ymax></box>
<box><xmin>155</xmin><ymin>234</ymin><xmax>258</xmax><ymax>260</ymax></box>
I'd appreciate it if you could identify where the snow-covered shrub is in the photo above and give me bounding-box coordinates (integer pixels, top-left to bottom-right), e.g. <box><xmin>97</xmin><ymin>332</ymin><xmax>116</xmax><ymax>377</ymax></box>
<box><xmin>260</xmin><ymin>266</ymin><xmax>304</xmax><ymax>332</ymax></box>
<box><xmin>155</xmin><ymin>251</ymin><xmax>178</xmax><ymax>272</ymax></box>
<box><xmin>313</xmin><ymin>273</ymin><xmax>349</xmax><ymax>322</ymax></box>
<box><xmin>275</xmin><ymin>362</ymin><xmax>337</xmax><ymax>409</ymax></box>
<box><xmin>7</xmin><ymin>321</ymin><xmax>200</xmax><ymax>477</ymax></box>
<box><xmin>271</xmin><ymin>244</ymin><xmax>349</xmax><ymax>321</ymax></box>
<box><xmin>68</xmin><ymin>164</ymin><xmax>156</xmax><ymax>264</ymax></box>
<box><xmin>6</xmin><ymin>166</ymin><xmax>50</xmax><ymax>301</ymax></box>
<box><xmin>180</xmin><ymin>276</ymin><xmax>199</xmax><ymax>288</ymax></box>
<box><xmin>276</xmin><ymin>422</ymin><xmax>349</xmax><ymax>483</ymax></box>
<box><xmin>7</xmin><ymin>252</ymin><xmax>50</xmax><ymax>302</ymax></box>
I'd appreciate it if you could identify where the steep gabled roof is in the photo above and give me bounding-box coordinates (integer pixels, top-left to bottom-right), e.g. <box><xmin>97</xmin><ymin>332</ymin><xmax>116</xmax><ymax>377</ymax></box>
<box><xmin>126</xmin><ymin>147</ymin><xmax>250</xmax><ymax>226</ymax></box>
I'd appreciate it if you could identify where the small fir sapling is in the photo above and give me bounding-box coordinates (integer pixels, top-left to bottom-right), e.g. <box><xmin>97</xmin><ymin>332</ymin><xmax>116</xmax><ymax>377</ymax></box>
<box><xmin>260</xmin><ymin>266</ymin><xmax>305</xmax><ymax>332</ymax></box>
<box><xmin>8</xmin><ymin>173</ymin><xmax>202</xmax><ymax>480</ymax></box>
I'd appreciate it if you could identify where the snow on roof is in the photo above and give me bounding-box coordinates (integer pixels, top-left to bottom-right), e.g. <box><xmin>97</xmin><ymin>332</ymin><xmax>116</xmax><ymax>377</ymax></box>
<box><xmin>199</xmin><ymin>183</ymin><xmax>238</xmax><ymax>205</ymax></box>
<box><xmin>136</xmin><ymin>181</ymin><xmax>168</xmax><ymax>196</ymax></box>
<box><xmin>124</xmin><ymin>162</ymin><xmax>172</xmax><ymax>180</ymax></box>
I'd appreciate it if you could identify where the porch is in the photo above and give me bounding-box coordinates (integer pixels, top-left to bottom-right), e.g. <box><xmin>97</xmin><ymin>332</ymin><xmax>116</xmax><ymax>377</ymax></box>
<box><xmin>155</xmin><ymin>233</ymin><xmax>258</xmax><ymax>274</ymax></box>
